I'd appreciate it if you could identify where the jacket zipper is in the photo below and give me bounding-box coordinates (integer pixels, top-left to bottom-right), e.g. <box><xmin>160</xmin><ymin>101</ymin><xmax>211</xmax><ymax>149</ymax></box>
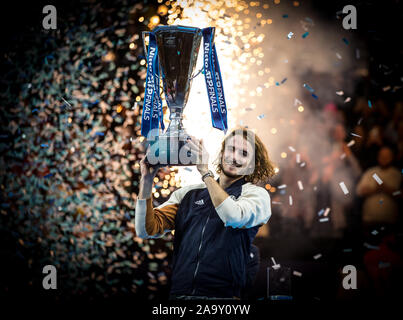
<box><xmin>191</xmin><ymin>213</ymin><xmax>210</xmax><ymax>295</ymax></box>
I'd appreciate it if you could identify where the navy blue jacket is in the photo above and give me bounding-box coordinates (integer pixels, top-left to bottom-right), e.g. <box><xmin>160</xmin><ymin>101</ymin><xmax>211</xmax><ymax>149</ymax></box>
<box><xmin>135</xmin><ymin>177</ymin><xmax>272</xmax><ymax>298</ymax></box>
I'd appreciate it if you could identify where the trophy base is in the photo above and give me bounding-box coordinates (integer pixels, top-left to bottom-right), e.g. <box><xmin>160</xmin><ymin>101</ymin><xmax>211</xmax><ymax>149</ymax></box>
<box><xmin>144</xmin><ymin>134</ymin><xmax>198</xmax><ymax>166</ymax></box>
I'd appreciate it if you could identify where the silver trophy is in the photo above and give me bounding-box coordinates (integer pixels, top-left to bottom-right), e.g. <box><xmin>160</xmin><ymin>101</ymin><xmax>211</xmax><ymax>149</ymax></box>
<box><xmin>142</xmin><ymin>25</ymin><xmax>207</xmax><ymax>166</ymax></box>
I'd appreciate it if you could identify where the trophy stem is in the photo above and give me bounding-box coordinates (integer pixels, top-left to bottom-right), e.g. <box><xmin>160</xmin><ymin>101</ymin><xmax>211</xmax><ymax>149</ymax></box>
<box><xmin>167</xmin><ymin>108</ymin><xmax>185</xmax><ymax>135</ymax></box>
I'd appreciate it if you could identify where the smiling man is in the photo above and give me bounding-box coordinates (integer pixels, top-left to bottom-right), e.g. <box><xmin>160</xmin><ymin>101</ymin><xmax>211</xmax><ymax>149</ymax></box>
<box><xmin>135</xmin><ymin>126</ymin><xmax>276</xmax><ymax>300</ymax></box>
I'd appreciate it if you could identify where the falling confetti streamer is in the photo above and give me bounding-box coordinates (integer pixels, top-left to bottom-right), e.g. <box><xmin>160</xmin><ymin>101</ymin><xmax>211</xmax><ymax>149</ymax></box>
<box><xmin>339</xmin><ymin>182</ymin><xmax>349</xmax><ymax>195</ymax></box>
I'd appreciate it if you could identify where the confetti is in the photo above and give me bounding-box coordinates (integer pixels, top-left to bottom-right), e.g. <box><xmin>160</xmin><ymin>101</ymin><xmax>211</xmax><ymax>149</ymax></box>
<box><xmin>313</xmin><ymin>254</ymin><xmax>322</xmax><ymax>260</ymax></box>
<box><xmin>392</xmin><ymin>190</ymin><xmax>401</xmax><ymax>196</ymax></box>
<box><xmin>336</xmin><ymin>90</ymin><xmax>344</xmax><ymax>96</ymax></box>
<box><xmin>344</xmin><ymin>97</ymin><xmax>351</xmax><ymax>103</ymax></box>
<box><xmin>297</xmin><ymin>180</ymin><xmax>304</xmax><ymax>190</ymax></box>
<box><xmin>289</xmin><ymin>195</ymin><xmax>293</xmax><ymax>206</ymax></box>
<box><xmin>287</xmin><ymin>32</ymin><xmax>294</xmax><ymax>39</ymax></box>
<box><xmin>372</xmin><ymin>173</ymin><xmax>383</xmax><ymax>185</ymax></box>
<box><xmin>293</xmin><ymin>271</ymin><xmax>302</xmax><ymax>277</ymax></box>
<box><xmin>339</xmin><ymin>182</ymin><xmax>349</xmax><ymax>195</ymax></box>
<box><xmin>350</xmin><ymin>133</ymin><xmax>362</xmax><ymax>138</ymax></box>
<box><xmin>296</xmin><ymin>153</ymin><xmax>301</xmax><ymax>163</ymax></box>
<box><xmin>368</xmin><ymin>100</ymin><xmax>372</xmax><ymax>108</ymax></box>
<box><xmin>378</xmin><ymin>262</ymin><xmax>391</xmax><ymax>269</ymax></box>
<box><xmin>288</xmin><ymin>146</ymin><xmax>296</xmax><ymax>152</ymax></box>
<box><xmin>319</xmin><ymin>217</ymin><xmax>329</xmax><ymax>223</ymax></box>
<box><xmin>277</xmin><ymin>184</ymin><xmax>287</xmax><ymax>189</ymax></box>
<box><xmin>302</xmin><ymin>32</ymin><xmax>309</xmax><ymax>38</ymax></box>
<box><xmin>257</xmin><ymin>114</ymin><xmax>265</xmax><ymax>120</ymax></box>
<box><xmin>294</xmin><ymin>98</ymin><xmax>302</xmax><ymax>106</ymax></box>
<box><xmin>342</xmin><ymin>38</ymin><xmax>349</xmax><ymax>45</ymax></box>
<box><xmin>303</xmin><ymin>83</ymin><xmax>315</xmax><ymax>93</ymax></box>
<box><xmin>347</xmin><ymin>140</ymin><xmax>355</xmax><ymax>147</ymax></box>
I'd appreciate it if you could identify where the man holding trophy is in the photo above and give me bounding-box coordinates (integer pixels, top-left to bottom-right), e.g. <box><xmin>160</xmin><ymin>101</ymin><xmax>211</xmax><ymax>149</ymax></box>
<box><xmin>135</xmin><ymin>25</ymin><xmax>275</xmax><ymax>299</ymax></box>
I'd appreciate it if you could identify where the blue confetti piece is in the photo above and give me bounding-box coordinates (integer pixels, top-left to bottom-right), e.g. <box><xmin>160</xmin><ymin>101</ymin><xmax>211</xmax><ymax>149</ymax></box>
<box><xmin>342</xmin><ymin>38</ymin><xmax>349</xmax><ymax>45</ymax></box>
<box><xmin>281</xmin><ymin>78</ymin><xmax>287</xmax><ymax>84</ymax></box>
<box><xmin>32</xmin><ymin>108</ymin><xmax>38</xmax><ymax>113</ymax></box>
<box><xmin>95</xmin><ymin>132</ymin><xmax>104</xmax><ymax>136</ymax></box>
<box><xmin>276</xmin><ymin>82</ymin><xmax>279</xmax><ymax>86</ymax></box>
<box><xmin>312</xmin><ymin>93</ymin><xmax>318</xmax><ymax>99</ymax></box>
<box><xmin>41</xmin><ymin>143</ymin><xmax>49</xmax><ymax>148</ymax></box>
<box><xmin>303</xmin><ymin>83</ymin><xmax>315</xmax><ymax>92</ymax></box>
<box><xmin>368</xmin><ymin>100</ymin><xmax>372</xmax><ymax>108</ymax></box>
<box><xmin>282</xmin><ymin>14</ymin><xmax>288</xmax><ymax>18</ymax></box>
<box><xmin>302</xmin><ymin>32</ymin><xmax>309</xmax><ymax>38</ymax></box>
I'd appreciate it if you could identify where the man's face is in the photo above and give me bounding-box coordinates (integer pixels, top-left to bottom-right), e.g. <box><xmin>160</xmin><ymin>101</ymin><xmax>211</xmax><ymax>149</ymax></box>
<box><xmin>221</xmin><ymin>135</ymin><xmax>254</xmax><ymax>178</ymax></box>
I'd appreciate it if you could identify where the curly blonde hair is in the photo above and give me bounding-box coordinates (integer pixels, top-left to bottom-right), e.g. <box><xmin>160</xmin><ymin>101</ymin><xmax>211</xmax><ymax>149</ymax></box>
<box><xmin>213</xmin><ymin>126</ymin><xmax>276</xmax><ymax>184</ymax></box>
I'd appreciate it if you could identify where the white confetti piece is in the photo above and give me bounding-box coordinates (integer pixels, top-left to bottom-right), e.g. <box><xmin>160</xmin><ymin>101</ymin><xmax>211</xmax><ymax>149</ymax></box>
<box><xmin>277</xmin><ymin>184</ymin><xmax>287</xmax><ymax>189</ymax></box>
<box><xmin>347</xmin><ymin>140</ymin><xmax>355</xmax><ymax>147</ymax></box>
<box><xmin>313</xmin><ymin>254</ymin><xmax>322</xmax><ymax>260</ymax></box>
<box><xmin>319</xmin><ymin>217</ymin><xmax>329</xmax><ymax>223</ymax></box>
<box><xmin>271</xmin><ymin>201</ymin><xmax>283</xmax><ymax>205</ymax></box>
<box><xmin>371</xmin><ymin>230</ymin><xmax>378</xmax><ymax>235</ymax></box>
<box><xmin>339</xmin><ymin>182</ymin><xmax>349</xmax><ymax>194</ymax></box>
<box><xmin>296</xmin><ymin>153</ymin><xmax>301</xmax><ymax>163</ymax></box>
<box><xmin>336</xmin><ymin>90</ymin><xmax>344</xmax><ymax>96</ymax></box>
<box><xmin>272</xmin><ymin>264</ymin><xmax>281</xmax><ymax>270</ymax></box>
<box><xmin>294</xmin><ymin>99</ymin><xmax>302</xmax><ymax>106</ymax></box>
<box><xmin>324</xmin><ymin>208</ymin><xmax>331</xmax><ymax>216</ymax></box>
<box><xmin>293</xmin><ymin>271</ymin><xmax>302</xmax><ymax>277</ymax></box>
<box><xmin>392</xmin><ymin>190</ymin><xmax>401</xmax><ymax>196</ymax></box>
<box><xmin>364</xmin><ymin>243</ymin><xmax>379</xmax><ymax>250</ymax></box>
<box><xmin>344</xmin><ymin>97</ymin><xmax>351</xmax><ymax>103</ymax></box>
<box><xmin>297</xmin><ymin>180</ymin><xmax>304</xmax><ymax>190</ymax></box>
<box><xmin>288</xmin><ymin>146</ymin><xmax>296</xmax><ymax>152</ymax></box>
<box><xmin>289</xmin><ymin>195</ymin><xmax>293</xmax><ymax>206</ymax></box>
<box><xmin>340</xmin><ymin>153</ymin><xmax>346</xmax><ymax>160</ymax></box>
<box><xmin>271</xmin><ymin>257</ymin><xmax>277</xmax><ymax>265</ymax></box>
<box><xmin>257</xmin><ymin>114</ymin><xmax>265</xmax><ymax>120</ymax></box>
<box><xmin>336</xmin><ymin>52</ymin><xmax>342</xmax><ymax>59</ymax></box>
<box><xmin>351</xmin><ymin>133</ymin><xmax>362</xmax><ymax>138</ymax></box>
<box><xmin>372</xmin><ymin>173</ymin><xmax>383</xmax><ymax>185</ymax></box>
<box><xmin>300</xmin><ymin>162</ymin><xmax>306</xmax><ymax>167</ymax></box>
<box><xmin>287</xmin><ymin>32</ymin><xmax>294</xmax><ymax>39</ymax></box>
